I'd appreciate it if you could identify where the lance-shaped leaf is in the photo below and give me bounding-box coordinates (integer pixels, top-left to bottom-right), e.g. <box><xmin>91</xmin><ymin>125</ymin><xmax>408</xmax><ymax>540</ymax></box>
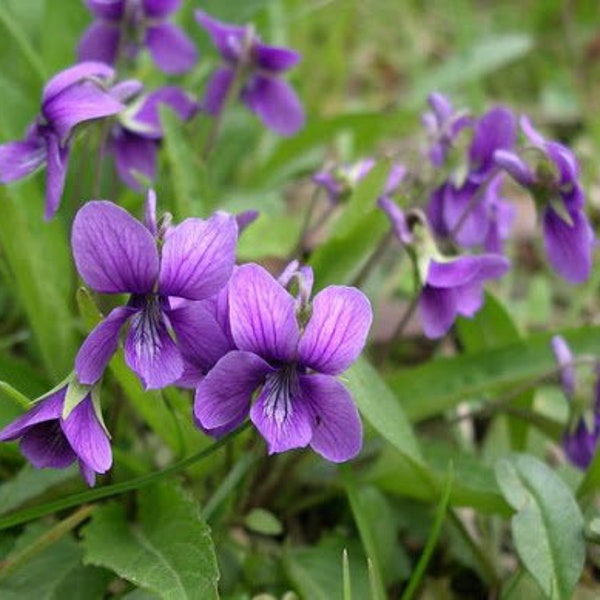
<box><xmin>495</xmin><ymin>454</ymin><xmax>585</xmax><ymax>599</ymax></box>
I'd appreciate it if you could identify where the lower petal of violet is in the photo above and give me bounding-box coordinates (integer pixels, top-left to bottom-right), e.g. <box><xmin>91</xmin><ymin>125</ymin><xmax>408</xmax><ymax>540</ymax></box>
<box><xmin>20</xmin><ymin>422</ymin><xmax>77</xmax><ymax>469</ymax></box>
<box><xmin>249</xmin><ymin>367</ymin><xmax>313</xmax><ymax>454</ymax></box>
<box><xmin>145</xmin><ymin>23</ymin><xmax>198</xmax><ymax>75</ymax></box>
<box><xmin>241</xmin><ymin>75</ymin><xmax>305</xmax><ymax>137</ymax></box>
<box><xmin>300</xmin><ymin>373</ymin><xmax>362</xmax><ymax>463</ymax></box>
<box><xmin>124</xmin><ymin>301</ymin><xmax>183</xmax><ymax>390</ymax></box>
<box><xmin>419</xmin><ymin>285</ymin><xmax>457</xmax><ymax>339</ymax></box>
<box><xmin>543</xmin><ymin>207</ymin><xmax>593</xmax><ymax>284</ymax></box>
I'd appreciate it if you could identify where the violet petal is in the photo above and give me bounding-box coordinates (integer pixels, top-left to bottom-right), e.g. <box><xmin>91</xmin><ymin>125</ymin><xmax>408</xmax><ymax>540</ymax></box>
<box><xmin>229</xmin><ymin>264</ymin><xmax>300</xmax><ymax>363</ymax></box>
<box><xmin>194</xmin><ymin>350</ymin><xmax>273</xmax><ymax>430</ymax></box>
<box><xmin>241</xmin><ymin>75</ymin><xmax>305</xmax><ymax>136</ymax></box>
<box><xmin>301</xmin><ymin>373</ymin><xmax>362</xmax><ymax>462</ymax></box>
<box><xmin>159</xmin><ymin>212</ymin><xmax>238</xmax><ymax>300</ymax></box>
<box><xmin>145</xmin><ymin>23</ymin><xmax>198</xmax><ymax>75</ymax></box>
<box><xmin>72</xmin><ymin>201</ymin><xmax>159</xmax><ymax>294</ymax></box>
<box><xmin>77</xmin><ymin>21</ymin><xmax>121</xmax><ymax>66</ymax></box>
<box><xmin>298</xmin><ymin>286</ymin><xmax>372</xmax><ymax>375</ymax></box>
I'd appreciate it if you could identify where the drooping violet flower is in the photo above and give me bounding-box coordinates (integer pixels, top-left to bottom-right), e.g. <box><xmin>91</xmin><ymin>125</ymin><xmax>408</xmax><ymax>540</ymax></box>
<box><xmin>195</xmin><ymin>10</ymin><xmax>304</xmax><ymax>136</ymax></box>
<box><xmin>312</xmin><ymin>159</ymin><xmax>405</xmax><ymax>205</ymax></box>
<box><xmin>379</xmin><ymin>200</ymin><xmax>510</xmax><ymax>338</ymax></box>
<box><xmin>78</xmin><ymin>0</ymin><xmax>197</xmax><ymax>74</ymax></box>
<box><xmin>0</xmin><ymin>384</ymin><xmax>111</xmax><ymax>486</ymax></box>
<box><xmin>422</xmin><ymin>92</ymin><xmax>471</xmax><ymax>167</ymax></box>
<box><xmin>72</xmin><ymin>197</ymin><xmax>238</xmax><ymax>390</ymax></box>
<box><xmin>194</xmin><ymin>263</ymin><xmax>372</xmax><ymax>462</ymax></box>
<box><xmin>550</xmin><ymin>335</ymin><xmax>600</xmax><ymax>469</ymax></box>
<box><xmin>427</xmin><ymin>107</ymin><xmax>516</xmax><ymax>250</ymax></box>
<box><xmin>495</xmin><ymin>117</ymin><xmax>594</xmax><ymax>284</ymax></box>
<box><xmin>0</xmin><ymin>62</ymin><xmax>124</xmax><ymax>219</ymax></box>
<box><xmin>108</xmin><ymin>85</ymin><xmax>199</xmax><ymax>190</ymax></box>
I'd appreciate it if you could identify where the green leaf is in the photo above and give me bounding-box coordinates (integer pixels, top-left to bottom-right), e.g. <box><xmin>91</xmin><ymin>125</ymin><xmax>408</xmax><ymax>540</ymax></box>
<box><xmin>344</xmin><ymin>480</ymin><xmax>394</xmax><ymax>598</ymax></box>
<box><xmin>457</xmin><ymin>292</ymin><xmax>534</xmax><ymax>450</ymax></box>
<box><xmin>244</xmin><ymin>508</ymin><xmax>283</xmax><ymax>536</ymax></box>
<box><xmin>345</xmin><ymin>357</ymin><xmax>424</xmax><ymax>466</ymax></box>
<box><xmin>82</xmin><ymin>482</ymin><xmax>219</xmax><ymax>599</ymax></box>
<box><xmin>386</xmin><ymin>325</ymin><xmax>600</xmax><ymax>423</ymax></box>
<box><xmin>410</xmin><ymin>34</ymin><xmax>533</xmax><ymax>104</ymax></box>
<box><xmin>0</xmin><ymin>523</ymin><xmax>109</xmax><ymax>600</ymax></box>
<box><xmin>284</xmin><ymin>537</ymin><xmax>371</xmax><ymax>600</ymax></box>
<box><xmin>310</xmin><ymin>164</ymin><xmax>391</xmax><ymax>290</ymax></box>
<box><xmin>0</xmin><ymin>466</ymin><xmax>77</xmax><ymax>517</ymax></box>
<box><xmin>161</xmin><ymin>107</ymin><xmax>212</xmax><ymax>219</ymax></box>
<box><xmin>495</xmin><ymin>454</ymin><xmax>585</xmax><ymax>599</ymax></box>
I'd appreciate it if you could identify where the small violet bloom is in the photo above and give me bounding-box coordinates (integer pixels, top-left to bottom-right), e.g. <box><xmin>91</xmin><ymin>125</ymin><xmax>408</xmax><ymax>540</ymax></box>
<box><xmin>379</xmin><ymin>200</ymin><xmax>510</xmax><ymax>339</ymax></box>
<box><xmin>427</xmin><ymin>106</ymin><xmax>516</xmax><ymax>251</ymax></box>
<box><xmin>194</xmin><ymin>263</ymin><xmax>373</xmax><ymax>462</ymax></box>
<box><xmin>422</xmin><ymin>92</ymin><xmax>471</xmax><ymax>167</ymax></box>
<box><xmin>0</xmin><ymin>62</ymin><xmax>124</xmax><ymax>219</ymax></box>
<box><xmin>0</xmin><ymin>385</ymin><xmax>111</xmax><ymax>486</ymax></box>
<box><xmin>72</xmin><ymin>196</ymin><xmax>238</xmax><ymax>390</ymax></box>
<box><xmin>109</xmin><ymin>84</ymin><xmax>199</xmax><ymax>190</ymax></box>
<box><xmin>79</xmin><ymin>0</ymin><xmax>197</xmax><ymax>74</ymax></box>
<box><xmin>195</xmin><ymin>10</ymin><xmax>304</xmax><ymax>136</ymax></box>
<box><xmin>551</xmin><ymin>335</ymin><xmax>600</xmax><ymax>469</ymax></box>
<box><xmin>495</xmin><ymin>117</ymin><xmax>594</xmax><ymax>284</ymax></box>
<box><xmin>313</xmin><ymin>159</ymin><xmax>405</xmax><ymax>205</ymax></box>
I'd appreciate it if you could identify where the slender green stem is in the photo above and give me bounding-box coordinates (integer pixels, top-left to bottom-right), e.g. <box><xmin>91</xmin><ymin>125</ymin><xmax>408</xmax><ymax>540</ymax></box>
<box><xmin>376</xmin><ymin>292</ymin><xmax>420</xmax><ymax>365</ymax></box>
<box><xmin>0</xmin><ymin>422</ymin><xmax>250</xmax><ymax>532</ymax></box>
<box><xmin>350</xmin><ymin>231</ymin><xmax>394</xmax><ymax>288</ymax></box>
<box><xmin>292</xmin><ymin>187</ymin><xmax>322</xmax><ymax>259</ymax></box>
<box><xmin>0</xmin><ymin>504</ymin><xmax>95</xmax><ymax>580</ymax></box>
<box><xmin>0</xmin><ymin>7</ymin><xmax>46</xmax><ymax>83</ymax></box>
<box><xmin>401</xmin><ymin>466</ymin><xmax>453</xmax><ymax>600</ymax></box>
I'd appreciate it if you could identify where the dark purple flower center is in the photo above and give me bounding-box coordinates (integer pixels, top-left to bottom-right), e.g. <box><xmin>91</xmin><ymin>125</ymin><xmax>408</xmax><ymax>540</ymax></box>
<box><xmin>127</xmin><ymin>294</ymin><xmax>170</xmax><ymax>359</ymax></box>
<box><xmin>262</xmin><ymin>364</ymin><xmax>300</xmax><ymax>426</ymax></box>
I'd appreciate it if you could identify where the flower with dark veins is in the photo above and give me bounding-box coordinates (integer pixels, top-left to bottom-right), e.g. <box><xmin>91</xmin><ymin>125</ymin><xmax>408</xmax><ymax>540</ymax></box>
<box><xmin>72</xmin><ymin>196</ymin><xmax>238</xmax><ymax>389</ymax></box>
<box><xmin>194</xmin><ymin>263</ymin><xmax>372</xmax><ymax>462</ymax></box>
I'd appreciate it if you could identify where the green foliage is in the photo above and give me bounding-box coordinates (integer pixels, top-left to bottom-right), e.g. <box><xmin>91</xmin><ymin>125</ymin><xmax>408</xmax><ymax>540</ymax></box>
<box><xmin>83</xmin><ymin>482</ymin><xmax>219</xmax><ymax>599</ymax></box>
<box><xmin>496</xmin><ymin>454</ymin><xmax>586</xmax><ymax>599</ymax></box>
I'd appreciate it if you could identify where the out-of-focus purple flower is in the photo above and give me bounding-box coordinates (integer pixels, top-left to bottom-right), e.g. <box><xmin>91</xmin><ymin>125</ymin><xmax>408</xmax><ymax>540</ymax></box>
<box><xmin>550</xmin><ymin>335</ymin><xmax>600</xmax><ymax>469</ymax></box>
<box><xmin>379</xmin><ymin>201</ymin><xmax>510</xmax><ymax>338</ymax></box>
<box><xmin>72</xmin><ymin>197</ymin><xmax>238</xmax><ymax>390</ymax></box>
<box><xmin>0</xmin><ymin>62</ymin><xmax>124</xmax><ymax>219</ymax></box>
<box><xmin>427</xmin><ymin>107</ymin><xmax>516</xmax><ymax>251</ymax></box>
<box><xmin>313</xmin><ymin>159</ymin><xmax>405</xmax><ymax>204</ymax></box>
<box><xmin>194</xmin><ymin>263</ymin><xmax>372</xmax><ymax>462</ymax></box>
<box><xmin>0</xmin><ymin>385</ymin><xmax>111</xmax><ymax>486</ymax></box>
<box><xmin>551</xmin><ymin>335</ymin><xmax>576</xmax><ymax>399</ymax></box>
<box><xmin>422</xmin><ymin>92</ymin><xmax>471</xmax><ymax>167</ymax></box>
<box><xmin>419</xmin><ymin>255</ymin><xmax>510</xmax><ymax>338</ymax></box>
<box><xmin>495</xmin><ymin>117</ymin><xmax>594</xmax><ymax>284</ymax></box>
<box><xmin>108</xmin><ymin>85</ymin><xmax>199</xmax><ymax>190</ymax></box>
<box><xmin>195</xmin><ymin>10</ymin><xmax>304</xmax><ymax>136</ymax></box>
<box><xmin>78</xmin><ymin>0</ymin><xmax>197</xmax><ymax>74</ymax></box>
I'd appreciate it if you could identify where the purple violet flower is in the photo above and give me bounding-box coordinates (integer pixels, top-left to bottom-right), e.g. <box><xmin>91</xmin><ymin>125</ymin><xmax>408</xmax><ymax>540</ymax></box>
<box><xmin>426</xmin><ymin>106</ymin><xmax>516</xmax><ymax>250</ymax></box>
<box><xmin>313</xmin><ymin>159</ymin><xmax>405</xmax><ymax>205</ymax></box>
<box><xmin>194</xmin><ymin>263</ymin><xmax>372</xmax><ymax>462</ymax></box>
<box><xmin>195</xmin><ymin>10</ymin><xmax>304</xmax><ymax>136</ymax></box>
<box><xmin>0</xmin><ymin>385</ymin><xmax>111</xmax><ymax>486</ymax></box>
<box><xmin>379</xmin><ymin>200</ymin><xmax>510</xmax><ymax>338</ymax></box>
<box><xmin>422</xmin><ymin>92</ymin><xmax>471</xmax><ymax>167</ymax></box>
<box><xmin>72</xmin><ymin>197</ymin><xmax>238</xmax><ymax>390</ymax></box>
<box><xmin>495</xmin><ymin>117</ymin><xmax>594</xmax><ymax>284</ymax></box>
<box><xmin>109</xmin><ymin>85</ymin><xmax>199</xmax><ymax>190</ymax></box>
<box><xmin>78</xmin><ymin>0</ymin><xmax>197</xmax><ymax>74</ymax></box>
<box><xmin>0</xmin><ymin>62</ymin><xmax>124</xmax><ymax>219</ymax></box>
<box><xmin>551</xmin><ymin>335</ymin><xmax>600</xmax><ymax>469</ymax></box>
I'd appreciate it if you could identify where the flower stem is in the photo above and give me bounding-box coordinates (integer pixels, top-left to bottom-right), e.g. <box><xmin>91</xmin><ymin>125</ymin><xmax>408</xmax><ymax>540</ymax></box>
<box><xmin>0</xmin><ymin>504</ymin><xmax>95</xmax><ymax>580</ymax></box>
<box><xmin>0</xmin><ymin>422</ymin><xmax>250</xmax><ymax>532</ymax></box>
